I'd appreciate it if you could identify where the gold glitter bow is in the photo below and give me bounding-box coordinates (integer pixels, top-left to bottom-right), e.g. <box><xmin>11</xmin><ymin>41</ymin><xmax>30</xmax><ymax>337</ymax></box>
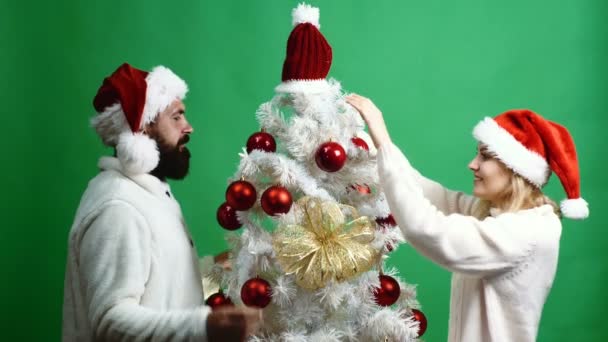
<box><xmin>272</xmin><ymin>196</ymin><xmax>379</xmax><ymax>290</ymax></box>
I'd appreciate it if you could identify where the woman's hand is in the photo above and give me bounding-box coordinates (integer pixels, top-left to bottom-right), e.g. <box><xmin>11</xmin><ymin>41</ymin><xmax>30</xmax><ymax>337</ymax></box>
<box><xmin>345</xmin><ymin>94</ymin><xmax>392</xmax><ymax>148</ymax></box>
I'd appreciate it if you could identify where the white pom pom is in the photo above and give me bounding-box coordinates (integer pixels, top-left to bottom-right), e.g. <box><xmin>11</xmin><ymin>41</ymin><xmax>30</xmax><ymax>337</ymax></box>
<box><xmin>116</xmin><ymin>132</ymin><xmax>159</xmax><ymax>175</ymax></box>
<box><xmin>292</xmin><ymin>3</ymin><xmax>320</xmax><ymax>28</ymax></box>
<box><xmin>560</xmin><ymin>197</ymin><xmax>589</xmax><ymax>219</ymax></box>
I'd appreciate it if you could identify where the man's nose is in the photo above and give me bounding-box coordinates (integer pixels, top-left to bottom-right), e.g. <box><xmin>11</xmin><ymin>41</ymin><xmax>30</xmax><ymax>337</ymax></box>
<box><xmin>183</xmin><ymin>120</ymin><xmax>193</xmax><ymax>134</ymax></box>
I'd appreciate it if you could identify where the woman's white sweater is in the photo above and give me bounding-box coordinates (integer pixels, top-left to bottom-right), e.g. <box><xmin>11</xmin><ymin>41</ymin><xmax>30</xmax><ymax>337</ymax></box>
<box><xmin>378</xmin><ymin>143</ymin><xmax>561</xmax><ymax>342</ymax></box>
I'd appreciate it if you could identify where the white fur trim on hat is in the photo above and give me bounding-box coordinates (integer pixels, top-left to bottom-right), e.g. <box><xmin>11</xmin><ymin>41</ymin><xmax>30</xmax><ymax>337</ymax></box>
<box><xmin>560</xmin><ymin>197</ymin><xmax>589</xmax><ymax>219</ymax></box>
<box><xmin>142</xmin><ymin>66</ymin><xmax>188</xmax><ymax>127</ymax></box>
<box><xmin>473</xmin><ymin>117</ymin><xmax>550</xmax><ymax>187</ymax></box>
<box><xmin>91</xmin><ymin>103</ymin><xmax>128</xmax><ymax>146</ymax></box>
<box><xmin>275</xmin><ymin>79</ymin><xmax>330</xmax><ymax>94</ymax></box>
<box><xmin>116</xmin><ymin>131</ymin><xmax>159</xmax><ymax>175</ymax></box>
<box><xmin>292</xmin><ymin>3</ymin><xmax>320</xmax><ymax>28</ymax></box>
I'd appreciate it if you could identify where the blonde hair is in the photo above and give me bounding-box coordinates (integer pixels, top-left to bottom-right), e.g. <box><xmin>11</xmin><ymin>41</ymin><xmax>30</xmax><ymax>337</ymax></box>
<box><xmin>473</xmin><ymin>163</ymin><xmax>560</xmax><ymax>219</ymax></box>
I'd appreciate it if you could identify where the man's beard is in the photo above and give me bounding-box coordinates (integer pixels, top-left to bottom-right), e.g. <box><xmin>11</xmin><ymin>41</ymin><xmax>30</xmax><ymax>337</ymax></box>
<box><xmin>150</xmin><ymin>135</ymin><xmax>191</xmax><ymax>181</ymax></box>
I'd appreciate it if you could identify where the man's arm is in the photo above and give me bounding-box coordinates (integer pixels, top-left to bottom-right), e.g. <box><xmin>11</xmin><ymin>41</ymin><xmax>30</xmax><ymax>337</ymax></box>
<box><xmin>79</xmin><ymin>201</ymin><xmax>209</xmax><ymax>341</ymax></box>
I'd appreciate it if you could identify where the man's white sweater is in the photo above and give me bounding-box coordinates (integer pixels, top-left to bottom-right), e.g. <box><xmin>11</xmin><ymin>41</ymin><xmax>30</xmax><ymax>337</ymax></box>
<box><xmin>63</xmin><ymin>157</ymin><xmax>210</xmax><ymax>341</ymax></box>
<box><xmin>378</xmin><ymin>143</ymin><xmax>561</xmax><ymax>342</ymax></box>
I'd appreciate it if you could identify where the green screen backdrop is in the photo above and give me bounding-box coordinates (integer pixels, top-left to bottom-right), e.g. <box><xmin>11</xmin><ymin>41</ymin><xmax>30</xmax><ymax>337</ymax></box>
<box><xmin>2</xmin><ymin>0</ymin><xmax>606</xmax><ymax>340</ymax></box>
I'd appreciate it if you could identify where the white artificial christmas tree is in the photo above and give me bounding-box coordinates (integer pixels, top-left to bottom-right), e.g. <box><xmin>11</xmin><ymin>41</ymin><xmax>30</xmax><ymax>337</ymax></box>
<box><xmin>208</xmin><ymin>4</ymin><xmax>428</xmax><ymax>341</ymax></box>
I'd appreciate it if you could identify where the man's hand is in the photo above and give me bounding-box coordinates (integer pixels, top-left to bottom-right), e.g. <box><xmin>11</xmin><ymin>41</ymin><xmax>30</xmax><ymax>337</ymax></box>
<box><xmin>206</xmin><ymin>306</ymin><xmax>262</xmax><ymax>342</ymax></box>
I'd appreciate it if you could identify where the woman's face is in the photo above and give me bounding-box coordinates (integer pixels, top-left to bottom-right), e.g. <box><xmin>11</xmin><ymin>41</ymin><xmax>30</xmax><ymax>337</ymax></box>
<box><xmin>468</xmin><ymin>143</ymin><xmax>512</xmax><ymax>205</ymax></box>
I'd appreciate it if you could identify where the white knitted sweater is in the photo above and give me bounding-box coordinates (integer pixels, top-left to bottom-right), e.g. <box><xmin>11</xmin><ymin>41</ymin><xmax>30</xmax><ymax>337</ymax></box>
<box><xmin>378</xmin><ymin>143</ymin><xmax>561</xmax><ymax>342</ymax></box>
<box><xmin>62</xmin><ymin>157</ymin><xmax>210</xmax><ymax>341</ymax></box>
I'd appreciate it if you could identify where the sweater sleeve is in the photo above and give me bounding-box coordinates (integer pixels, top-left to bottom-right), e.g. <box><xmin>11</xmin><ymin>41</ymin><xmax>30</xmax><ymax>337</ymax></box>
<box><xmin>377</xmin><ymin>143</ymin><xmax>536</xmax><ymax>277</ymax></box>
<box><xmin>410</xmin><ymin>167</ymin><xmax>479</xmax><ymax>216</ymax></box>
<box><xmin>78</xmin><ymin>201</ymin><xmax>210</xmax><ymax>341</ymax></box>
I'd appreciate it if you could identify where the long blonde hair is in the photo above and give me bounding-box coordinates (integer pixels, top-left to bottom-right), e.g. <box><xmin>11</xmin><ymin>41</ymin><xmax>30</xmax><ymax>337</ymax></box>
<box><xmin>473</xmin><ymin>165</ymin><xmax>560</xmax><ymax>219</ymax></box>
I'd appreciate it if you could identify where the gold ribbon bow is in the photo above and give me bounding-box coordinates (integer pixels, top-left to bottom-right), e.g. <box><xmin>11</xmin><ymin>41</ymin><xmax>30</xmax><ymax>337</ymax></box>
<box><xmin>272</xmin><ymin>196</ymin><xmax>379</xmax><ymax>290</ymax></box>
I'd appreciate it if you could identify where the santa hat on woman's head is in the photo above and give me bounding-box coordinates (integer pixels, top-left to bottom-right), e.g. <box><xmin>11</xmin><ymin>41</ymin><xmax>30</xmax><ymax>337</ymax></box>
<box><xmin>275</xmin><ymin>3</ymin><xmax>333</xmax><ymax>94</ymax></box>
<box><xmin>91</xmin><ymin>63</ymin><xmax>188</xmax><ymax>175</ymax></box>
<box><xmin>473</xmin><ymin>109</ymin><xmax>588</xmax><ymax>219</ymax></box>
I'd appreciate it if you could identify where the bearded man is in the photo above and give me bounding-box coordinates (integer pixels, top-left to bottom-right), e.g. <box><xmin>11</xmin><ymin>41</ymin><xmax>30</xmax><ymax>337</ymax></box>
<box><xmin>62</xmin><ymin>63</ymin><xmax>260</xmax><ymax>342</ymax></box>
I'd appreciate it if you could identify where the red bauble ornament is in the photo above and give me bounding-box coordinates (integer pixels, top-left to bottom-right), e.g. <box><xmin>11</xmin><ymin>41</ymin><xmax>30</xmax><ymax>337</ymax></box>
<box><xmin>240</xmin><ymin>277</ymin><xmax>272</xmax><ymax>308</ymax></box>
<box><xmin>226</xmin><ymin>180</ymin><xmax>257</xmax><ymax>211</ymax></box>
<box><xmin>261</xmin><ymin>186</ymin><xmax>293</xmax><ymax>216</ymax></box>
<box><xmin>411</xmin><ymin>309</ymin><xmax>428</xmax><ymax>337</ymax></box>
<box><xmin>350</xmin><ymin>184</ymin><xmax>371</xmax><ymax>194</ymax></box>
<box><xmin>205</xmin><ymin>291</ymin><xmax>233</xmax><ymax>309</ymax></box>
<box><xmin>315</xmin><ymin>141</ymin><xmax>347</xmax><ymax>172</ymax></box>
<box><xmin>217</xmin><ymin>202</ymin><xmax>242</xmax><ymax>230</ymax></box>
<box><xmin>375</xmin><ymin>214</ymin><xmax>396</xmax><ymax>227</ymax></box>
<box><xmin>246</xmin><ymin>131</ymin><xmax>276</xmax><ymax>153</ymax></box>
<box><xmin>351</xmin><ymin>136</ymin><xmax>369</xmax><ymax>151</ymax></box>
<box><xmin>373</xmin><ymin>274</ymin><xmax>400</xmax><ymax>306</ymax></box>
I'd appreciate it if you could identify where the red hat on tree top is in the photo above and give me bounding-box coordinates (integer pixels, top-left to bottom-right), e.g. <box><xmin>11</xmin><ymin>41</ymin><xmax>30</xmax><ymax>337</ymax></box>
<box><xmin>91</xmin><ymin>63</ymin><xmax>188</xmax><ymax>175</ymax></box>
<box><xmin>473</xmin><ymin>109</ymin><xmax>589</xmax><ymax>219</ymax></box>
<box><xmin>275</xmin><ymin>3</ymin><xmax>333</xmax><ymax>94</ymax></box>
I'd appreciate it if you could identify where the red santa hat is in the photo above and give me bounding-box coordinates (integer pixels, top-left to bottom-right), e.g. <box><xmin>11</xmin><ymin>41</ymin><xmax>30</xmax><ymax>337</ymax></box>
<box><xmin>473</xmin><ymin>109</ymin><xmax>588</xmax><ymax>219</ymax></box>
<box><xmin>275</xmin><ymin>3</ymin><xmax>333</xmax><ymax>94</ymax></box>
<box><xmin>91</xmin><ymin>63</ymin><xmax>188</xmax><ymax>175</ymax></box>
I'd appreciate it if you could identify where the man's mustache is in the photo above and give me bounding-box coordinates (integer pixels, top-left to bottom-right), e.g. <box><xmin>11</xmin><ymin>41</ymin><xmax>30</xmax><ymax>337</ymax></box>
<box><xmin>179</xmin><ymin>135</ymin><xmax>190</xmax><ymax>145</ymax></box>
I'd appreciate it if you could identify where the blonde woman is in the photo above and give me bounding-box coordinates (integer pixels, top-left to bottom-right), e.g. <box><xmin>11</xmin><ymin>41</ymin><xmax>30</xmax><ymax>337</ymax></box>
<box><xmin>346</xmin><ymin>94</ymin><xmax>588</xmax><ymax>342</ymax></box>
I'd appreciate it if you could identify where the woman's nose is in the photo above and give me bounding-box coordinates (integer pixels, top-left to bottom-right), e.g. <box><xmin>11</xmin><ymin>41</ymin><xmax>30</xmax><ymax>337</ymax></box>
<box><xmin>468</xmin><ymin>157</ymin><xmax>479</xmax><ymax>171</ymax></box>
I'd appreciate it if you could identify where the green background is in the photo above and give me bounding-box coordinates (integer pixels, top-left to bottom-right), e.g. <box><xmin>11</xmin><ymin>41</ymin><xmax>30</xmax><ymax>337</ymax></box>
<box><xmin>2</xmin><ymin>0</ymin><xmax>606</xmax><ymax>340</ymax></box>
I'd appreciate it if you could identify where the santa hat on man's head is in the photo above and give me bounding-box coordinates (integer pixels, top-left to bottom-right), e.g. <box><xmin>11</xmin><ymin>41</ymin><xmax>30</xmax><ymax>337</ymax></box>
<box><xmin>91</xmin><ymin>63</ymin><xmax>188</xmax><ymax>175</ymax></box>
<box><xmin>275</xmin><ymin>3</ymin><xmax>333</xmax><ymax>94</ymax></box>
<box><xmin>473</xmin><ymin>109</ymin><xmax>589</xmax><ymax>219</ymax></box>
